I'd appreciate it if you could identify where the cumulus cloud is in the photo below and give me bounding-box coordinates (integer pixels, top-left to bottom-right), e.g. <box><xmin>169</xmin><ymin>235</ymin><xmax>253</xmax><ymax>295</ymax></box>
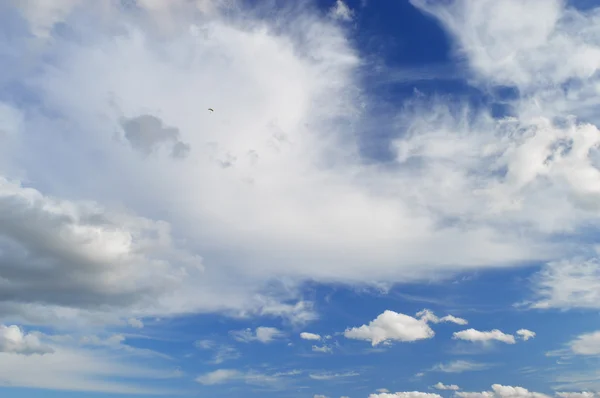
<box><xmin>457</xmin><ymin>384</ymin><xmax>551</xmax><ymax>398</ymax></box>
<box><xmin>369</xmin><ymin>392</ymin><xmax>442</xmax><ymax>398</ymax></box>
<box><xmin>3</xmin><ymin>0</ymin><xmax>586</xmax><ymax>338</ymax></box>
<box><xmin>431</xmin><ymin>360</ymin><xmax>491</xmax><ymax>373</ymax></box>
<box><xmin>516</xmin><ymin>329</ymin><xmax>536</xmax><ymax>341</ymax></box>
<box><xmin>301</xmin><ymin>332</ymin><xmax>322</xmax><ymax>340</ymax></box>
<box><xmin>5</xmin><ymin>0</ymin><xmax>600</xmax><ymax>392</ymax></box>
<box><xmin>230</xmin><ymin>327</ymin><xmax>284</xmax><ymax>343</ymax></box>
<box><xmin>0</xmin><ymin>325</ymin><xmax>53</xmax><ymax>355</ymax></box>
<box><xmin>452</xmin><ymin>329</ymin><xmax>516</xmax><ymax>344</ymax></box>
<box><xmin>433</xmin><ymin>382</ymin><xmax>460</xmax><ymax>391</ymax></box>
<box><xmin>344</xmin><ymin>310</ymin><xmax>434</xmax><ymax>346</ymax></box>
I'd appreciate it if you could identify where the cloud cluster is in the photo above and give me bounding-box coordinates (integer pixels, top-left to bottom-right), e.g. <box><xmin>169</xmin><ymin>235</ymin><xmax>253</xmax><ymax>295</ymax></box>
<box><xmin>0</xmin><ymin>325</ymin><xmax>53</xmax><ymax>355</ymax></box>
<box><xmin>344</xmin><ymin>310</ymin><xmax>434</xmax><ymax>346</ymax></box>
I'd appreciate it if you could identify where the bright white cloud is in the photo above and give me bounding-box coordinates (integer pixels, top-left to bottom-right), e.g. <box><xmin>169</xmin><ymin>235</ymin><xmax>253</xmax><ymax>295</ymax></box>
<box><xmin>452</xmin><ymin>329</ymin><xmax>516</xmax><ymax>344</ymax></box>
<box><xmin>329</xmin><ymin>0</ymin><xmax>354</xmax><ymax>21</ymax></box>
<box><xmin>230</xmin><ymin>326</ymin><xmax>283</xmax><ymax>343</ymax></box>
<box><xmin>0</xmin><ymin>325</ymin><xmax>53</xmax><ymax>355</ymax></box>
<box><xmin>433</xmin><ymin>382</ymin><xmax>460</xmax><ymax>391</ymax></box>
<box><xmin>344</xmin><ymin>310</ymin><xmax>434</xmax><ymax>346</ymax></box>
<box><xmin>301</xmin><ymin>332</ymin><xmax>322</xmax><ymax>340</ymax></box>
<box><xmin>516</xmin><ymin>329</ymin><xmax>536</xmax><ymax>341</ymax></box>
<box><xmin>458</xmin><ymin>384</ymin><xmax>551</xmax><ymax>398</ymax></box>
<box><xmin>432</xmin><ymin>360</ymin><xmax>491</xmax><ymax>373</ymax></box>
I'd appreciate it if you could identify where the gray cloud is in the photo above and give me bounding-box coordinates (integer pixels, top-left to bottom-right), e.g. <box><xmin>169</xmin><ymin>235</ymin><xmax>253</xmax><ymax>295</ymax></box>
<box><xmin>121</xmin><ymin>114</ymin><xmax>190</xmax><ymax>159</ymax></box>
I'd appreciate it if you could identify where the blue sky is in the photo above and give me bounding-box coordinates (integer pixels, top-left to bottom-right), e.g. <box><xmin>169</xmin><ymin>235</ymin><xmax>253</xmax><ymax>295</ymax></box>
<box><xmin>1</xmin><ymin>0</ymin><xmax>600</xmax><ymax>397</ymax></box>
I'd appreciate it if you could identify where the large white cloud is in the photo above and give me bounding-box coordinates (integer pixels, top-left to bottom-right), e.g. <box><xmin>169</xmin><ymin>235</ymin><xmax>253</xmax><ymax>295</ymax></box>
<box><xmin>3</xmin><ymin>0</ymin><xmax>600</xmax><ymax>392</ymax></box>
<box><xmin>344</xmin><ymin>310</ymin><xmax>434</xmax><ymax>346</ymax></box>
<box><xmin>3</xmin><ymin>0</ymin><xmax>589</xmax><ymax>334</ymax></box>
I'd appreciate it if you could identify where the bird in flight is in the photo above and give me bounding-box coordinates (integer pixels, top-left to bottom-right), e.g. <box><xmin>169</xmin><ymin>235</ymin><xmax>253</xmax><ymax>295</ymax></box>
<box><xmin>208</xmin><ymin>108</ymin><xmax>214</xmax><ymax>112</ymax></box>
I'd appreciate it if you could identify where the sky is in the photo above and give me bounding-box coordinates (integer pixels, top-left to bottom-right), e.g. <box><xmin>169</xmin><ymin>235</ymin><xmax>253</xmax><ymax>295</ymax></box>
<box><xmin>1</xmin><ymin>0</ymin><xmax>600</xmax><ymax>397</ymax></box>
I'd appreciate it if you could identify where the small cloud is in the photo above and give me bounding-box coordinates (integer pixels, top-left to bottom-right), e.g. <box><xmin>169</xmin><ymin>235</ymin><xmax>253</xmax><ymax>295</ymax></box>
<box><xmin>452</xmin><ymin>329</ymin><xmax>516</xmax><ymax>344</ymax></box>
<box><xmin>127</xmin><ymin>318</ymin><xmax>144</xmax><ymax>329</ymax></box>
<box><xmin>568</xmin><ymin>330</ymin><xmax>600</xmax><ymax>355</ymax></box>
<box><xmin>196</xmin><ymin>369</ymin><xmax>240</xmax><ymax>385</ymax></box>
<box><xmin>344</xmin><ymin>310</ymin><xmax>434</xmax><ymax>346</ymax></box>
<box><xmin>516</xmin><ymin>329</ymin><xmax>536</xmax><ymax>341</ymax></box>
<box><xmin>301</xmin><ymin>332</ymin><xmax>322</xmax><ymax>341</ymax></box>
<box><xmin>0</xmin><ymin>325</ymin><xmax>54</xmax><ymax>355</ymax></box>
<box><xmin>431</xmin><ymin>360</ymin><xmax>491</xmax><ymax>373</ymax></box>
<box><xmin>120</xmin><ymin>114</ymin><xmax>190</xmax><ymax>159</ymax></box>
<box><xmin>230</xmin><ymin>327</ymin><xmax>284</xmax><ymax>343</ymax></box>
<box><xmin>377</xmin><ymin>389</ymin><xmax>391</xmax><ymax>393</ymax></box>
<box><xmin>309</xmin><ymin>371</ymin><xmax>359</xmax><ymax>380</ymax></box>
<box><xmin>194</xmin><ymin>339</ymin><xmax>240</xmax><ymax>363</ymax></box>
<box><xmin>433</xmin><ymin>382</ymin><xmax>460</xmax><ymax>391</ymax></box>
<box><xmin>370</xmin><ymin>393</ymin><xmax>442</xmax><ymax>398</ymax></box>
<box><xmin>416</xmin><ymin>309</ymin><xmax>468</xmax><ymax>325</ymax></box>
<box><xmin>329</xmin><ymin>0</ymin><xmax>353</xmax><ymax>21</ymax></box>
<box><xmin>312</xmin><ymin>345</ymin><xmax>333</xmax><ymax>353</ymax></box>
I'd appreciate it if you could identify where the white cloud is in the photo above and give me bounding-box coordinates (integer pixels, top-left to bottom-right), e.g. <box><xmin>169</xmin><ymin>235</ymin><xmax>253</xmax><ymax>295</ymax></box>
<box><xmin>529</xmin><ymin>259</ymin><xmax>600</xmax><ymax>310</ymax></box>
<box><xmin>369</xmin><ymin>393</ymin><xmax>442</xmax><ymax>398</ymax></box>
<box><xmin>312</xmin><ymin>345</ymin><xmax>333</xmax><ymax>353</ymax></box>
<box><xmin>416</xmin><ymin>309</ymin><xmax>468</xmax><ymax>325</ymax></box>
<box><xmin>0</xmin><ymin>325</ymin><xmax>53</xmax><ymax>355</ymax></box>
<box><xmin>230</xmin><ymin>326</ymin><xmax>284</xmax><ymax>343</ymax></box>
<box><xmin>452</xmin><ymin>329</ymin><xmax>516</xmax><ymax>344</ymax></box>
<box><xmin>344</xmin><ymin>310</ymin><xmax>434</xmax><ymax>346</ymax></box>
<box><xmin>556</xmin><ymin>393</ymin><xmax>598</xmax><ymax>398</ymax></box>
<box><xmin>568</xmin><ymin>331</ymin><xmax>600</xmax><ymax>355</ymax></box>
<box><xmin>196</xmin><ymin>369</ymin><xmax>240</xmax><ymax>385</ymax></box>
<box><xmin>516</xmin><ymin>329</ymin><xmax>536</xmax><ymax>341</ymax></box>
<box><xmin>432</xmin><ymin>360</ymin><xmax>491</xmax><ymax>373</ymax></box>
<box><xmin>127</xmin><ymin>318</ymin><xmax>144</xmax><ymax>329</ymax></box>
<box><xmin>194</xmin><ymin>340</ymin><xmax>240</xmax><ymax>364</ymax></box>
<box><xmin>329</xmin><ymin>0</ymin><xmax>354</xmax><ymax>21</ymax></box>
<box><xmin>0</xmin><ymin>341</ymin><xmax>178</xmax><ymax>394</ymax></box>
<box><xmin>457</xmin><ymin>384</ymin><xmax>551</xmax><ymax>398</ymax></box>
<box><xmin>433</xmin><ymin>382</ymin><xmax>460</xmax><ymax>391</ymax></box>
<box><xmin>1</xmin><ymin>0</ymin><xmax>578</xmax><ymax>338</ymax></box>
<box><xmin>301</xmin><ymin>332</ymin><xmax>322</xmax><ymax>340</ymax></box>
<box><xmin>195</xmin><ymin>368</ymin><xmax>300</xmax><ymax>387</ymax></box>
<box><xmin>315</xmin><ymin>395</ymin><xmax>329</xmax><ymax>398</ymax></box>
<box><xmin>309</xmin><ymin>371</ymin><xmax>359</xmax><ymax>380</ymax></box>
